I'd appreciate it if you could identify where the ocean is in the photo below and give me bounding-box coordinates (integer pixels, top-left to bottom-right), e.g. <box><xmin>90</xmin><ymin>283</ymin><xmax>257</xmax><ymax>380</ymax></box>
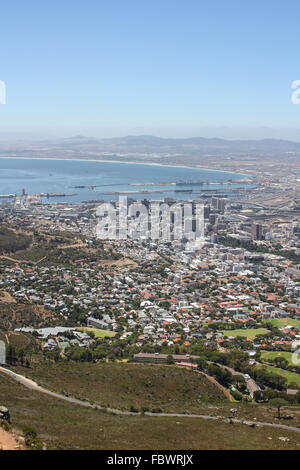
<box><xmin>0</xmin><ymin>158</ymin><xmax>250</xmax><ymax>203</ymax></box>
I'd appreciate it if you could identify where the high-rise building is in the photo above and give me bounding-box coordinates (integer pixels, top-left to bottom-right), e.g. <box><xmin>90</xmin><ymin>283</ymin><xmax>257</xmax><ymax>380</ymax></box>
<box><xmin>211</xmin><ymin>197</ymin><xmax>226</xmax><ymax>213</ymax></box>
<box><xmin>252</xmin><ymin>223</ymin><xmax>263</xmax><ymax>240</ymax></box>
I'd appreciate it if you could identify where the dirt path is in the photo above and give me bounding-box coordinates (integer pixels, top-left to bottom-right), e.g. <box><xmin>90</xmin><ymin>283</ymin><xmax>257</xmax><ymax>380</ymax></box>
<box><xmin>57</xmin><ymin>243</ymin><xmax>86</xmax><ymax>249</ymax></box>
<box><xmin>0</xmin><ymin>255</ymin><xmax>47</xmax><ymax>266</ymax></box>
<box><xmin>0</xmin><ymin>428</ymin><xmax>23</xmax><ymax>450</ymax></box>
<box><xmin>198</xmin><ymin>370</ymin><xmax>234</xmax><ymax>402</ymax></box>
<box><xmin>0</xmin><ymin>255</ymin><xmax>28</xmax><ymax>264</ymax></box>
<box><xmin>173</xmin><ymin>363</ymin><xmax>233</xmax><ymax>401</ymax></box>
<box><xmin>0</xmin><ymin>291</ymin><xmax>16</xmax><ymax>304</ymax></box>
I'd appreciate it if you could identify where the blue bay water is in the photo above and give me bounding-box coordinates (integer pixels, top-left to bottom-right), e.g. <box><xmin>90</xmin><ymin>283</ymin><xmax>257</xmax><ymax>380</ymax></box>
<box><xmin>0</xmin><ymin>158</ymin><xmax>249</xmax><ymax>203</ymax></box>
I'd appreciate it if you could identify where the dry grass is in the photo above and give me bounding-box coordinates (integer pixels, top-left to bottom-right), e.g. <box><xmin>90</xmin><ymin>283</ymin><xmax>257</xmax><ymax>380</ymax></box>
<box><xmin>0</xmin><ymin>291</ymin><xmax>16</xmax><ymax>304</ymax></box>
<box><xmin>0</xmin><ymin>373</ymin><xmax>300</xmax><ymax>450</ymax></box>
<box><xmin>0</xmin><ymin>303</ymin><xmax>61</xmax><ymax>331</ymax></box>
<box><xmin>12</xmin><ymin>362</ymin><xmax>227</xmax><ymax>413</ymax></box>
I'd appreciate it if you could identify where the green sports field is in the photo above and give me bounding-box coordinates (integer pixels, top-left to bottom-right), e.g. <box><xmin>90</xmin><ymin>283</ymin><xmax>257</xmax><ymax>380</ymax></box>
<box><xmin>257</xmin><ymin>364</ymin><xmax>300</xmax><ymax>388</ymax></box>
<box><xmin>261</xmin><ymin>351</ymin><xmax>294</xmax><ymax>365</ymax></box>
<box><xmin>77</xmin><ymin>327</ymin><xmax>116</xmax><ymax>338</ymax></box>
<box><xmin>262</xmin><ymin>317</ymin><xmax>300</xmax><ymax>328</ymax></box>
<box><xmin>221</xmin><ymin>328</ymin><xmax>270</xmax><ymax>339</ymax></box>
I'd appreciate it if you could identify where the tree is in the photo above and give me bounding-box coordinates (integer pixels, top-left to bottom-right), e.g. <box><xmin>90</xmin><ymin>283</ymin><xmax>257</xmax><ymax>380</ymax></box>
<box><xmin>166</xmin><ymin>354</ymin><xmax>174</xmax><ymax>364</ymax></box>
<box><xmin>196</xmin><ymin>357</ymin><xmax>207</xmax><ymax>370</ymax></box>
<box><xmin>273</xmin><ymin>357</ymin><xmax>289</xmax><ymax>370</ymax></box>
<box><xmin>253</xmin><ymin>367</ymin><xmax>287</xmax><ymax>390</ymax></box>
<box><xmin>231</xmin><ymin>375</ymin><xmax>247</xmax><ymax>393</ymax></box>
<box><xmin>269</xmin><ymin>398</ymin><xmax>288</xmax><ymax>419</ymax></box>
<box><xmin>253</xmin><ymin>390</ymin><xmax>265</xmax><ymax>403</ymax></box>
<box><xmin>207</xmin><ymin>364</ymin><xmax>233</xmax><ymax>387</ymax></box>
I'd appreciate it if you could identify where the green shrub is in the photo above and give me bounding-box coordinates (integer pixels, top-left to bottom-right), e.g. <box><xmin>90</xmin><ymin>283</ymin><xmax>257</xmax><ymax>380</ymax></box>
<box><xmin>129</xmin><ymin>406</ymin><xmax>139</xmax><ymax>413</ymax></box>
<box><xmin>151</xmin><ymin>407</ymin><xmax>163</xmax><ymax>413</ymax></box>
<box><xmin>231</xmin><ymin>389</ymin><xmax>243</xmax><ymax>401</ymax></box>
<box><xmin>0</xmin><ymin>419</ymin><xmax>11</xmax><ymax>432</ymax></box>
<box><xmin>22</xmin><ymin>425</ymin><xmax>37</xmax><ymax>439</ymax></box>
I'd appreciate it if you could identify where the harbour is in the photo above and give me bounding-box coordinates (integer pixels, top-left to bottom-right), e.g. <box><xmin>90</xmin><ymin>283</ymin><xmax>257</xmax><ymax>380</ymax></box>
<box><xmin>0</xmin><ymin>158</ymin><xmax>252</xmax><ymax>203</ymax></box>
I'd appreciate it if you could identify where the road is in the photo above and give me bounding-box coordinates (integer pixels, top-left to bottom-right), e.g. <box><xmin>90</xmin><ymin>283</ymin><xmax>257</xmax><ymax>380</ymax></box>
<box><xmin>1</xmin><ymin>366</ymin><xmax>300</xmax><ymax>433</ymax></box>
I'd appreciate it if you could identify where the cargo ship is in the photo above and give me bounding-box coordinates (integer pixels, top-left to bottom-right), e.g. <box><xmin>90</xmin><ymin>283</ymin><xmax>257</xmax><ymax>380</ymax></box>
<box><xmin>174</xmin><ymin>189</ymin><xmax>193</xmax><ymax>193</ymax></box>
<box><xmin>176</xmin><ymin>180</ymin><xmax>204</xmax><ymax>186</ymax></box>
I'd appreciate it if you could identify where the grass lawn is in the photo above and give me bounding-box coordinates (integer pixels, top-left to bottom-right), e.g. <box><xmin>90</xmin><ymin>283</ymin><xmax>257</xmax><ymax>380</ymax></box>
<box><xmin>0</xmin><ymin>373</ymin><xmax>300</xmax><ymax>449</ymax></box>
<box><xmin>257</xmin><ymin>364</ymin><xmax>300</xmax><ymax>388</ymax></box>
<box><xmin>261</xmin><ymin>351</ymin><xmax>294</xmax><ymax>365</ymax></box>
<box><xmin>221</xmin><ymin>328</ymin><xmax>270</xmax><ymax>339</ymax></box>
<box><xmin>76</xmin><ymin>327</ymin><xmax>116</xmax><ymax>338</ymax></box>
<box><xmin>262</xmin><ymin>317</ymin><xmax>300</xmax><ymax>328</ymax></box>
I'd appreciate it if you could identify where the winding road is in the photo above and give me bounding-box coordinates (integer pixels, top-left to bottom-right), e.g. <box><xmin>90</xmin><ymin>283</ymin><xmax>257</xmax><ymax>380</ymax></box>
<box><xmin>1</xmin><ymin>366</ymin><xmax>300</xmax><ymax>433</ymax></box>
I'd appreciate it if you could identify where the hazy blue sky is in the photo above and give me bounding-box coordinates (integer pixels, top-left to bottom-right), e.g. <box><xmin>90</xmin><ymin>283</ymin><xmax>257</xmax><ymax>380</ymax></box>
<box><xmin>1</xmin><ymin>0</ymin><xmax>300</xmax><ymax>139</ymax></box>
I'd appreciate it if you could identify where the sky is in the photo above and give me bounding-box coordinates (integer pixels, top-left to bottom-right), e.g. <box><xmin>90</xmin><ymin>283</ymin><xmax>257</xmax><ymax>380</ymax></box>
<box><xmin>1</xmin><ymin>0</ymin><xmax>300</xmax><ymax>139</ymax></box>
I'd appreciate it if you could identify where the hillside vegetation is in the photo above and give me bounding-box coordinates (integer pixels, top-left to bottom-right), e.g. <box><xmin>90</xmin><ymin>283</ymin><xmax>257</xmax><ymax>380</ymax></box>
<box><xmin>0</xmin><ymin>226</ymin><xmax>31</xmax><ymax>254</ymax></box>
<box><xmin>0</xmin><ymin>373</ymin><xmax>299</xmax><ymax>450</ymax></box>
<box><xmin>12</xmin><ymin>362</ymin><xmax>226</xmax><ymax>413</ymax></box>
<box><xmin>0</xmin><ymin>303</ymin><xmax>61</xmax><ymax>331</ymax></box>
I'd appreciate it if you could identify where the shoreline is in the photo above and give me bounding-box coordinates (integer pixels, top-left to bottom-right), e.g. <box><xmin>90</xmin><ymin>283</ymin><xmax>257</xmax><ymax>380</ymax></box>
<box><xmin>0</xmin><ymin>155</ymin><xmax>250</xmax><ymax>178</ymax></box>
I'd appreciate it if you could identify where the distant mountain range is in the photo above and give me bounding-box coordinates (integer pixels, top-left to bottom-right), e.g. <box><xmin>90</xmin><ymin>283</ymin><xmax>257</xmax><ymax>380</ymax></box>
<box><xmin>1</xmin><ymin>134</ymin><xmax>300</xmax><ymax>158</ymax></box>
<box><xmin>54</xmin><ymin>134</ymin><xmax>300</xmax><ymax>156</ymax></box>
